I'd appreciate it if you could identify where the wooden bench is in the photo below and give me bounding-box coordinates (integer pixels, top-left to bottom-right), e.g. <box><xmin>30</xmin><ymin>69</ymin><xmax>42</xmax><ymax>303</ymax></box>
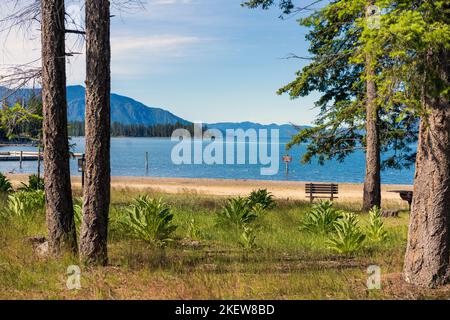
<box><xmin>305</xmin><ymin>183</ymin><xmax>339</xmax><ymax>203</ymax></box>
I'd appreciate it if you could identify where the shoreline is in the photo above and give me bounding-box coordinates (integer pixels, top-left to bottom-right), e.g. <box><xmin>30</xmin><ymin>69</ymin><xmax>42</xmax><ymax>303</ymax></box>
<box><xmin>5</xmin><ymin>174</ymin><xmax>413</xmax><ymax>206</ymax></box>
<box><xmin>0</xmin><ymin>143</ymin><xmax>35</xmax><ymax>147</ymax></box>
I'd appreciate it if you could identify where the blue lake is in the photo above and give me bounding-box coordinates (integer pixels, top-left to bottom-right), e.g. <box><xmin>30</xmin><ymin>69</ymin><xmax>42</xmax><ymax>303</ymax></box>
<box><xmin>0</xmin><ymin>137</ymin><xmax>415</xmax><ymax>185</ymax></box>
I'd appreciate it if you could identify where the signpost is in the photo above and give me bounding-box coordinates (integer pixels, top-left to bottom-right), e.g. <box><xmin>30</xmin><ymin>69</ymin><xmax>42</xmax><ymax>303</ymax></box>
<box><xmin>282</xmin><ymin>155</ymin><xmax>293</xmax><ymax>178</ymax></box>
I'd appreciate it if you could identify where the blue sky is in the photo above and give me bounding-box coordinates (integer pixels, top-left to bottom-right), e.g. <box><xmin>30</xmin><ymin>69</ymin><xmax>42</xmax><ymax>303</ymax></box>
<box><xmin>1</xmin><ymin>0</ymin><xmax>321</xmax><ymax>125</ymax></box>
<box><xmin>105</xmin><ymin>0</ymin><xmax>321</xmax><ymax>125</ymax></box>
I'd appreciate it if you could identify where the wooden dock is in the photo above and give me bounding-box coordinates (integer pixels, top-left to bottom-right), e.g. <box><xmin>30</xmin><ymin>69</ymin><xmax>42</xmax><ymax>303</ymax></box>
<box><xmin>0</xmin><ymin>151</ymin><xmax>83</xmax><ymax>162</ymax></box>
<box><xmin>0</xmin><ymin>151</ymin><xmax>42</xmax><ymax>162</ymax></box>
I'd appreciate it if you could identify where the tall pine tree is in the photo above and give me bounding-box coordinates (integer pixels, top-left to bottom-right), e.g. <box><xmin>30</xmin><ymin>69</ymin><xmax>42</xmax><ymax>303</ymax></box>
<box><xmin>80</xmin><ymin>0</ymin><xmax>111</xmax><ymax>266</ymax></box>
<box><xmin>243</xmin><ymin>0</ymin><xmax>418</xmax><ymax>210</ymax></box>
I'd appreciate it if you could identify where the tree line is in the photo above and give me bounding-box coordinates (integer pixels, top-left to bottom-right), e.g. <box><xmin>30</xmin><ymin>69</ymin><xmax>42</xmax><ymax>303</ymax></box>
<box><xmin>69</xmin><ymin>121</ymin><xmax>195</xmax><ymax>137</ymax></box>
<box><xmin>244</xmin><ymin>0</ymin><xmax>449</xmax><ymax>288</ymax></box>
<box><xmin>0</xmin><ymin>98</ymin><xmax>194</xmax><ymax>140</ymax></box>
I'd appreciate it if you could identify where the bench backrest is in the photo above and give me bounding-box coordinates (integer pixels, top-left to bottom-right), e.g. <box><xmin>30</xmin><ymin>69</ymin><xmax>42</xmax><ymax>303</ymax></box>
<box><xmin>305</xmin><ymin>183</ymin><xmax>339</xmax><ymax>195</ymax></box>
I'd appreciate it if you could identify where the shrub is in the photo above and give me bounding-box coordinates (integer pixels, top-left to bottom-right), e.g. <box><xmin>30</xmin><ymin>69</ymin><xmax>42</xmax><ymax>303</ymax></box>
<box><xmin>250</xmin><ymin>203</ymin><xmax>267</xmax><ymax>219</ymax></box>
<box><xmin>7</xmin><ymin>190</ymin><xmax>45</xmax><ymax>217</ymax></box>
<box><xmin>73</xmin><ymin>198</ymin><xmax>83</xmax><ymax>235</ymax></box>
<box><xmin>247</xmin><ymin>189</ymin><xmax>276</xmax><ymax>210</ymax></box>
<box><xmin>19</xmin><ymin>174</ymin><xmax>44</xmax><ymax>192</ymax></box>
<box><xmin>118</xmin><ymin>196</ymin><xmax>177</xmax><ymax>245</ymax></box>
<box><xmin>239</xmin><ymin>226</ymin><xmax>258</xmax><ymax>250</ymax></box>
<box><xmin>0</xmin><ymin>173</ymin><xmax>12</xmax><ymax>193</ymax></box>
<box><xmin>366</xmin><ymin>207</ymin><xmax>388</xmax><ymax>243</ymax></box>
<box><xmin>187</xmin><ymin>218</ymin><xmax>204</xmax><ymax>240</ymax></box>
<box><xmin>327</xmin><ymin>212</ymin><xmax>366</xmax><ymax>255</ymax></box>
<box><xmin>299</xmin><ymin>201</ymin><xmax>343</xmax><ymax>235</ymax></box>
<box><xmin>218</xmin><ymin>197</ymin><xmax>258</xmax><ymax>228</ymax></box>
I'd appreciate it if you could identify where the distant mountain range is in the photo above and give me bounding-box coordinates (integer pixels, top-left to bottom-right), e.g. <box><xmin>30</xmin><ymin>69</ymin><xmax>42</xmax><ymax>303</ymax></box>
<box><xmin>0</xmin><ymin>85</ymin><xmax>306</xmax><ymax>138</ymax></box>
<box><xmin>207</xmin><ymin>122</ymin><xmax>303</xmax><ymax>139</ymax></box>
<box><xmin>66</xmin><ymin>86</ymin><xmax>190</xmax><ymax>126</ymax></box>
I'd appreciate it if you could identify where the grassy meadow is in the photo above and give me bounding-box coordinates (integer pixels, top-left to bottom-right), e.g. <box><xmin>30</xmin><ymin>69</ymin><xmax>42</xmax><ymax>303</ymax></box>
<box><xmin>1</xmin><ymin>185</ymin><xmax>449</xmax><ymax>300</ymax></box>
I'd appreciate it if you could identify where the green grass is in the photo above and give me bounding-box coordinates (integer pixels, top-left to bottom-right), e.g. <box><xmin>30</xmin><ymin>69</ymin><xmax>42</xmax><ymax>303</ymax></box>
<box><xmin>0</xmin><ymin>188</ymin><xmax>448</xmax><ymax>300</ymax></box>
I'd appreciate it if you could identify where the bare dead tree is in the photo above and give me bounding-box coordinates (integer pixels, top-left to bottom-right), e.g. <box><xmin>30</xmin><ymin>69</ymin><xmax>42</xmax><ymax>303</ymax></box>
<box><xmin>0</xmin><ymin>63</ymin><xmax>41</xmax><ymax>102</ymax></box>
<box><xmin>0</xmin><ymin>1</ymin><xmax>42</xmax><ymax>94</ymax></box>
<box><xmin>0</xmin><ymin>0</ymin><xmax>145</xmax><ymax>96</ymax></box>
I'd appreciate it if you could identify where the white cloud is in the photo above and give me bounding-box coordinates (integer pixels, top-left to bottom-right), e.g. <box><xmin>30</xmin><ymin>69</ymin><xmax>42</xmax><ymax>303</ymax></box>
<box><xmin>110</xmin><ymin>34</ymin><xmax>206</xmax><ymax>78</ymax></box>
<box><xmin>0</xmin><ymin>31</ymin><xmax>207</xmax><ymax>83</ymax></box>
<box><xmin>112</xmin><ymin>35</ymin><xmax>201</xmax><ymax>55</ymax></box>
<box><xmin>150</xmin><ymin>0</ymin><xmax>193</xmax><ymax>5</ymax></box>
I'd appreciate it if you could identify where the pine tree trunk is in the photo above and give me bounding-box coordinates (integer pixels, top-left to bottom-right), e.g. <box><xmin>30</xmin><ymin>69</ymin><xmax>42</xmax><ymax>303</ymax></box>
<box><xmin>79</xmin><ymin>0</ymin><xmax>111</xmax><ymax>266</ymax></box>
<box><xmin>362</xmin><ymin>54</ymin><xmax>381</xmax><ymax>211</ymax></box>
<box><xmin>404</xmin><ymin>50</ymin><xmax>450</xmax><ymax>288</ymax></box>
<box><xmin>41</xmin><ymin>0</ymin><xmax>77</xmax><ymax>255</ymax></box>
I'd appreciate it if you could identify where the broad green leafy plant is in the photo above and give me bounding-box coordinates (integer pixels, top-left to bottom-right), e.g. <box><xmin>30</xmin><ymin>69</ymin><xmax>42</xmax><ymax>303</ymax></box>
<box><xmin>19</xmin><ymin>174</ymin><xmax>44</xmax><ymax>191</ymax></box>
<box><xmin>299</xmin><ymin>201</ymin><xmax>343</xmax><ymax>235</ymax></box>
<box><xmin>218</xmin><ymin>197</ymin><xmax>258</xmax><ymax>228</ymax></box>
<box><xmin>247</xmin><ymin>189</ymin><xmax>276</xmax><ymax>210</ymax></box>
<box><xmin>0</xmin><ymin>173</ymin><xmax>12</xmax><ymax>193</ymax></box>
<box><xmin>187</xmin><ymin>218</ymin><xmax>204</xmax><ymax>240</ymax></box>
<box><xmin>327</xmin><ymin>212</ymin><xmax>366</xmax><ymax>255</ymax></box>
<box><xmin>239</xmin><ymin>226</ymin><xmax>258</xmax><ymax>250</ymax></box>
<box><xmin>366</xmin><ymin>206</ymin><xmax>388</xmax><ymax>243</ymax></box>
<box><xmin>7</xmin><ymin>190</ymin><xmax>45</xmax><ymax>217</ymax></box>
<box><xmin>119</xmin><ymin>196</ymin><xmax>177</xmax><ymax>245</ymax></box>
<box><xmin>73</xmin><ymin>197</ymin><xmax>83</xmax><ymax>235</ymax></box>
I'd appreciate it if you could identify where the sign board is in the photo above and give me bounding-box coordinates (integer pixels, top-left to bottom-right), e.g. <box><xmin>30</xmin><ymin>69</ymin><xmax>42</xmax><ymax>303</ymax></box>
<box><xmin>282</xmin><ymin>155</ymin><xmax>292</xmax><ymax>163</ymax></box>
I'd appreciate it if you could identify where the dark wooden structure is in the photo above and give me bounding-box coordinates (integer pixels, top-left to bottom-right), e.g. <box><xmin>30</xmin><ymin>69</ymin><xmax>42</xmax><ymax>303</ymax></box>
<box><xmin>388</xmin><ymin>190</ymin><xmax>413</xmax><ymax>210</ymax></box>
<box><xmin>306</xmin><ymin>183</ymin><xmax>339</xmax><ymax>203</ymax></box>
<box><xmin>0</xmin><ymin>151</ymin><xmax>43</xmax><ymax>162</ymax></box>
<box><xmin>78</xmin><ymin>154</ymin><xmax>86</xmax><ymax>188</ymax></box>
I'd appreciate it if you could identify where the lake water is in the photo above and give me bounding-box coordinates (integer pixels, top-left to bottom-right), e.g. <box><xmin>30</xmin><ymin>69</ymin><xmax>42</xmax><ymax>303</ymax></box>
<box><xmin>0</xmin><ymin>137</ymin><xmax>415</xmax><ymax>185</ymax></box>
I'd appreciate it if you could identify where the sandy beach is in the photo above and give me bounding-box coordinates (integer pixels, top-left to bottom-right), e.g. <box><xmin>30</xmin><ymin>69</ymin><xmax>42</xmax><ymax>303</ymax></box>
<box><xmin>6</xmin><ymin>174</ymin><xmax>413</xmax><ymax>207</ymax></box>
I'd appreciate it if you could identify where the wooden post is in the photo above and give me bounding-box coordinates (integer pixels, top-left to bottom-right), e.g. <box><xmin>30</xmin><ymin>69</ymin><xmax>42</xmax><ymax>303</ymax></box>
<box><xmin>145</xmin><ymin>152</ymin><xmax>149</xmax><ymax>173</ymax></box>
<box><xmin>282</xmin><ymin>155</ymin><xmax>292</xmax><ymax>180</ymax></box>
<box><xmin>19</xmin><ymin>151</ymin><xmax>23</xmax><ymax>169</ymax></box>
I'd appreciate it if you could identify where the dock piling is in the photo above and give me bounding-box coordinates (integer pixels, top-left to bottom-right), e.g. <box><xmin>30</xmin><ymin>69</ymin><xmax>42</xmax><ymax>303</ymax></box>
<box><xmin>145</xmin><ymin>152</ymin><xmax>149</xmax><ymax>173</ymax></box>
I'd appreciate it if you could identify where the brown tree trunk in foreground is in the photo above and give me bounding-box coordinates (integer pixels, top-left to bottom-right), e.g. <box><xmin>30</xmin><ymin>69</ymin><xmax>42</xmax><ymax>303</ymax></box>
<box><xmin>404</xmin><ymin>50</ymin><xmax>450</xmax><ymax>288</ymax></box>
<box><xmin>79</xmin><ymin>0</ymin><xmax>111</xmax><ymax>266</ymax></box>
<box><xmin>41</xmin><ymin>0</ymin><xmax>77</xmax><ymax>255</ymax></box>
<box><xmin>362</xmin><ymin>54</ymin><xmax>381</xmax><ymax>212</ymax></box>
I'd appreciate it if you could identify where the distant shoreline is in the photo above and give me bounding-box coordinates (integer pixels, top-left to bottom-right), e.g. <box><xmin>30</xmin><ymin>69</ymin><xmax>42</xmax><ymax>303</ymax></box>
<box><xmin>0</xmin><ymin>143</ymin><xmax>35</xmax><ymax>147</ymax></box>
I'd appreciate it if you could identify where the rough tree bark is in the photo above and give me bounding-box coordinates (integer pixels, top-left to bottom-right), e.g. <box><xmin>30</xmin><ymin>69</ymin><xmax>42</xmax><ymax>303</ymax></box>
<box><xmin>404</xmin><ymin>50</ymin><xmax>450</xmax><ymax>288</ymax></box>
<box><xmin>362</xmin><ymin>53</ymin><xmax>381</xmax><ymax>211</ymax></box>
<box><xmin>362</xmin><ymin>2</ymin><xmax>381</xmax><ymax>211</ymax></box>
<box><xmin>41</xmin><ymin>0</ymin><xmax>77</xmax><ymax>255</ymax></box>
<box><xmin>79</xmin><ymin>0</ymin><xmax>111</xmax><ymax>266</ymax></box>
